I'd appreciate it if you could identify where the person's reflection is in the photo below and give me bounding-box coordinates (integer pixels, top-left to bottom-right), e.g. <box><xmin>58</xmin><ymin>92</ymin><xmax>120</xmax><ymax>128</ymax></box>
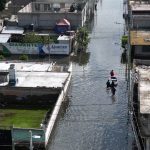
<box><xmin>111</xmin><ymin>95</ymin><xmax>116</xmax><ymax>104</ymax></box>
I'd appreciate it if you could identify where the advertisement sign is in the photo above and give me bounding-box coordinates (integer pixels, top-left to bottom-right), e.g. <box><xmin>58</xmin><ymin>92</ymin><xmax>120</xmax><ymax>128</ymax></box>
<box><xmin>2</xmin><ymin>43</ymin><xmax>70</xmax><ymax>55</ymax></box>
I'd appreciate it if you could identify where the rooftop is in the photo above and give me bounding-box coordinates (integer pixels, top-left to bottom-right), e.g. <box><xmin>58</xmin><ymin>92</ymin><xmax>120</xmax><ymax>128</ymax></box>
<box><xmin>130</xmin><ymin>1</ymin><xmax>150</xmax><ymax>11</ymax></box>
<box><xmin>1</xmin><ymin>26</ymin><xmax>24</xmax><ymax>34</ymax></box>
<box><xmin>0</xmin><ymin>62</ymin><xmax>69</xmax><ymax>88</ymax></box>
<box><xmin>57</xmin><ymin>35</ymin><xmax>70</xmax><ymax>41</ymax></box>
<box><xmin>0</xmin><ymin>34</ymin><xmax>11</xmax><ymax>43</ymax></box>
<box><xmin>131</xmin><ymin>4</ymin><xmax>150</xmax><ymax>11</ymax></box>
<box><xmin>130</xmin><ymin>30</ymin><xmax>150</xmax><ymax>45</ymax></box>
<box><xmin>0</xmin><ymin>62</ymin><xmax>54</xmax><ymax>72</ymax></box>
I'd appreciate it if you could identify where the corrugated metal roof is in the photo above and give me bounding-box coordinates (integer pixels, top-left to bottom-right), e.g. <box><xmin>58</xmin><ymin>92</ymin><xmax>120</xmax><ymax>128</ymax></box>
<box><xmin>57</xmin><ymin>35</ymin><xmax>70</xmax><ymax>41</ymax></box>
<box><xmin>2</xmin><ymin>26</ymin><xmax>24</xmax><ymax>34</ymax></box>
<box><xmin>0</xmin><ymin>34</ymin><xmax>11</xmax><ymax>43</ymax></box>
<box><xmin>0</xmin><ymin>62</ymin><xmax>69</xmax><ymax>88</ymax></box>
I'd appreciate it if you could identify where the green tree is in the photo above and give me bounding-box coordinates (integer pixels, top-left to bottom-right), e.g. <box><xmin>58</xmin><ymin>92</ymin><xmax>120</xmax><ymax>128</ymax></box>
<box><xmin>0</xmin><ymin>55</ymin><xmax>5</xmax><ymax>60</ymax></box>
<box><xmin>22</xmin><ymin>33</ymin><xmax>55</xmax><ymax>44</ymax></box>
<box><xmin>121</xmin><ymin>35</ymin><xmax>128</xmax><ymax>48</ymax></box>
<box><xmin>0</xmin><ymin>0</ymin><xmax>6</xmax><ymax>11</ymax></box>
<box><xmin>76</xmin><ymin>27</ymin><xmax>90</xmax><ymax>51</ymax></box>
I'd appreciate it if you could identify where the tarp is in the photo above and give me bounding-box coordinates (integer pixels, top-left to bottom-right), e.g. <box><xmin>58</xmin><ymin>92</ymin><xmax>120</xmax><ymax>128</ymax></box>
<box><xmin>55</xmin><ymin>19</ymin><xmax>70</xmax><ymax>34</ymax></box>
<box><xmin>56</xmin><ymin>18</ymin><xmax>70</xmax><ymax>26</ymax></box>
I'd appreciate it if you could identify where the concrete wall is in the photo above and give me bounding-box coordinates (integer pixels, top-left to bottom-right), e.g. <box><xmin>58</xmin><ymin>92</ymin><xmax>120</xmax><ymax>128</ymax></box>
<box><xmin>36</xmin><ymin>0</ymin><xmax>74</xmax><ymax>3</ymax></box>
<box><xmin>45</xmin><ymin>64</ymin><xmax>72</xmax><ymax>146</ymax></box>
<box><xmin>12</xmin><ymin>0</ymin><xmax>33</xmax><ymax>6</ymax></box>
<box><xmin>0</xmin><ymin>86</ymin><xmax>60</xmax><ymax>105</ymax></box>
<box><xmin>18</xmin><ymin>12</ymin><xmax>83</xmax><ymax>29</ymax></box>
<box><xmin>17</xmin><ymin>0</ymin><xmax>91</xmax><ymax>29</ymax></box>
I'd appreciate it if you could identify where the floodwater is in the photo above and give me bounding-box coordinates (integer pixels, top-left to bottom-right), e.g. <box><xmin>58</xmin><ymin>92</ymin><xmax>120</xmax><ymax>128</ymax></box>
<box><xmin>48</xmin><ymin>0</ymin><xmax>135</xmax><ymax>150</ymax></box>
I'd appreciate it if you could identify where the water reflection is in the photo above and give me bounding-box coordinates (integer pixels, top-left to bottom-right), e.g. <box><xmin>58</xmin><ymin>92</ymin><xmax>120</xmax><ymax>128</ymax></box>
<box><xmin>111</xmin><ymin>95</ymin><xmax>116</xmax><ymax>104</ymax></box>
<box><xmin>100</xmin><ymin>0</ymin><xmax>103</xmax><ymax>8</ymax></box>
<box><xmin>70</xmin><ymin>51</ymin><xmax>90</xmax><ymax>66</ymax></box>
<box><xmin>121</xmin><ymin>49</ymin><xmax>127</xmax><ymax>64</ymax></box>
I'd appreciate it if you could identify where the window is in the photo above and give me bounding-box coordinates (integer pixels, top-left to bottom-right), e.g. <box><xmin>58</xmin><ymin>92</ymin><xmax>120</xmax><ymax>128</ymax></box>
<box><xmin>35</xmin><ymin>3</ymin><xmax>40</xmax><ymax>11</ymax></box>
<box><xmin>44</xmin><ymin>4</ymin><xmax>51</xmax><ymax>11</ymax></box>
<box><xmin>142</xmin><ymin>46</ymin><xmax>150</xmax><ymax>52</ymax></box>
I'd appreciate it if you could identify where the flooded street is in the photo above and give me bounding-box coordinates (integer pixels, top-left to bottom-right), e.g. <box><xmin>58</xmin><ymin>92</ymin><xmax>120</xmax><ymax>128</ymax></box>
<box><xmin>48</xmin><ymin>0</ymin><xmax>135</xmax><ymax>149</ymax></box>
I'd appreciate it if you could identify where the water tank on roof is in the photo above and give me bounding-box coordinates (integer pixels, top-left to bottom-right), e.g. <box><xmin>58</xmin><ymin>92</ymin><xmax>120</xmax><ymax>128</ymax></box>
<box><xmin>69</xmin><ymin>3</ymin><xmax>76</xmax><ymax>12</ymax></box>
<box><xmin>53</xmin><ymin>3</ymin><xmax>60</xmax><ymax>12</ymax></box>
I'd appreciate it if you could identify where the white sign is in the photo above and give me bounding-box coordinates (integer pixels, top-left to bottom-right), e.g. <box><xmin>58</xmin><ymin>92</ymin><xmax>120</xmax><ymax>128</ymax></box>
<box><xmin>2</xmin><ymin>43</ymin><xmax>70</xmax><ymax>55</ymax></box>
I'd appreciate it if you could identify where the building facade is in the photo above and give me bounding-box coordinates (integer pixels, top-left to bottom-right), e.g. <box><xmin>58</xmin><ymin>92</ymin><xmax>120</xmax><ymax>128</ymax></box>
<box><xmin>17</xmin><ymin>0</ymin><xmax>95</xmax><ymax>29</ymax></box>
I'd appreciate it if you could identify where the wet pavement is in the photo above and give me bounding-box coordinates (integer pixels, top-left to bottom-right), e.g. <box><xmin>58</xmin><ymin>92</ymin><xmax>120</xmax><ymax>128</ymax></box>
<box><xmin>48</xmin><ymin>0</ymin><xmax>135</xmax><ymax>150</ymax></box>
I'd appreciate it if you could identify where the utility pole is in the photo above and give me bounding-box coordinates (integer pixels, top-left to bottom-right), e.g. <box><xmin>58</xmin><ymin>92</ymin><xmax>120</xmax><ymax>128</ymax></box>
<box><xmin>29</xmin><ymin>130</ymin><xmax>33</xmax><ymax>150</ymax></box>
<box><xmin>11</xmin><ymin>125</ymin><xmax>15</xmax><ymax>150</ymax></box>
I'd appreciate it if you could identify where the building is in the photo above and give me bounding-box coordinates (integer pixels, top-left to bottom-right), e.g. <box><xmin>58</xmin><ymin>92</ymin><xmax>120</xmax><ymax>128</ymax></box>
<box><xmin>0</xmin><ymin>61</ymin><xmax>72</xmax><ymax>149</ymax></box>
<box><xmin>17</xmin><ymin>0</ymin><xmax>94</xmax><ymax>30</ymax></box>
<box><xmin>130</xmin><ymin>30</ymin><xmax>150</xmax><ymax>59</ymax></box>
<box><xmin>131</xmin><ymin>59</ymin><xmax>150</xmax><ymax>150</ymax></box>
<box><xmin>129</xmin><ymin>2</ymin><xmax>150</xmax><ymax>29</ymax></box>
<box><xmin>0</xmin><ymin>32</ymin><xmax>73</xmax><ymax>55</ymax></box>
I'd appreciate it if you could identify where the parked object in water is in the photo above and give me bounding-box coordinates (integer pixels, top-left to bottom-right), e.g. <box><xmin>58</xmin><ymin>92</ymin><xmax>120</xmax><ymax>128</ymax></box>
<box><xmin>110</xmin><ymin>76</ymin><xmax>118</xmax><ymax>87</ymax></box>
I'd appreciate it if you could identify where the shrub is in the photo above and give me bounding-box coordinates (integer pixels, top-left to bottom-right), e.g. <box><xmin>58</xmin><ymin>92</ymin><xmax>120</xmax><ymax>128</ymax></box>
<box><xmin>76</xmin><ymin>27</ymin><xmax>90</xmax><ymax>51</ymax></box>
<box><xmin>0</xmin><ymin>55</ymin><xmax>5</xmax><ymax>60</ymax></box>
<box><xmin>19</xmin><ymin>54</ymin><xmax>28</xmax><ymax>61</ymax></box>
<box><xmin>22</xmin><ymin>33</ymin><xmax>56</xmax><ymax>44</ymax></box>
<box><xmin>121</xmin><ymin>35</ymin><xmax>128</xmax><ymax>48</ymax></box>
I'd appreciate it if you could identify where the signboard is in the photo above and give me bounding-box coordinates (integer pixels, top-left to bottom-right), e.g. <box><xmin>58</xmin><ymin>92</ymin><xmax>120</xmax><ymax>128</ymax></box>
<box><xmin>2</xmin><ymin>43</ymin><xmax>70</xmax><ymax>55</ymax></box>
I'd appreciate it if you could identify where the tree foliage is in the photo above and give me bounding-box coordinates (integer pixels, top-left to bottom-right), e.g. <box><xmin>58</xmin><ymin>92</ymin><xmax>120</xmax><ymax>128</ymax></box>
<box><xmin>0</xmin><ymin>55</ymin><xmax>5</xmax><ymax>60</ymax></box>
<box><xmin>0</xmin><ymin>0</ymin><xmax>6</xmax><ymax>11</ymax></box>
<box><xmin>22</xmin><ymin>33</ymin><xmax>57</xmax><ymax>44</ymax></box>
<box><xmin>76</xmin><ymin>27</ymin><xmax>90</xmax><ymax>51</ymax></box>
<box><xmin>121</xmin><ymin>35</ymin><xmax>128</xmax><ymax>48</ymax></box>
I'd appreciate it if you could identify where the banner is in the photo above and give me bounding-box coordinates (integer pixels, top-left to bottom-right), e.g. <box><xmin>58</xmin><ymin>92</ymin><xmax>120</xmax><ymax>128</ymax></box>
<box><xmin>2</xmin><ymin>43</ymin><xmax>70</xmax><ymax>55</ymax></box>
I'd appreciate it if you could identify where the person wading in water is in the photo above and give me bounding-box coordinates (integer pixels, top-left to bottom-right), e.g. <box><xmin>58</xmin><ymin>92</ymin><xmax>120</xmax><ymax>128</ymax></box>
<box><xmin>110</xmin><ymin>70</ymin><xmax>114</xmax><ymax>77</ymax></box>
<box><xmin>106</xmin><ymin>80</ymin><xmax>111</xmax><ymax>89</ymax></box>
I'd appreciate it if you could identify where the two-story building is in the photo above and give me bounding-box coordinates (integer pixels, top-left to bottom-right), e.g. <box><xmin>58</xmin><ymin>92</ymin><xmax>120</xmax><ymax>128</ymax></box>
<box><xmin>16</xmin><ymin>0</ymin><xmax>95</xmax><ymax>30</ymax></box>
